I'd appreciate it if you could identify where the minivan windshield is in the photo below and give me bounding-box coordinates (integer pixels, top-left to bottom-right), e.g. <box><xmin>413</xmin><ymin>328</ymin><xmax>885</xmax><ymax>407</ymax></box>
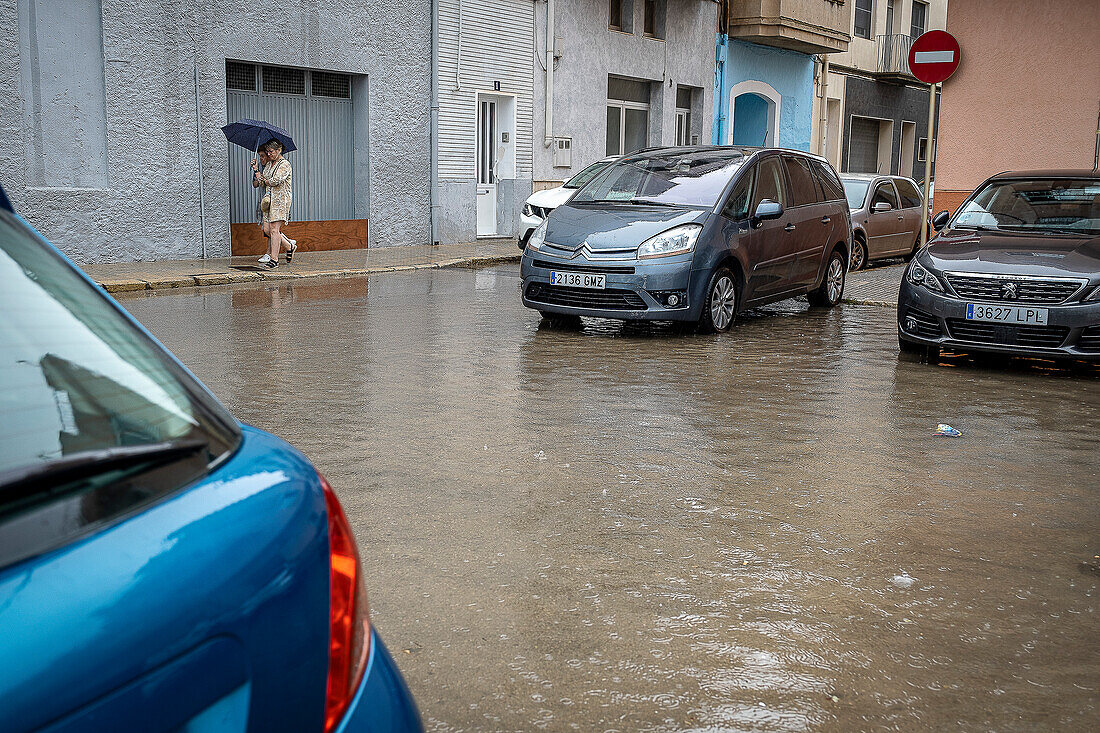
<box><xmin>0</xmin><ymin>209</ymin><xmax>240</xmax><ymax>512</ymax></box>
<box><xmin>953</xmin><ymin>178</ymin><xmax>1100</xmax><ymax>235</ymax></box>
<box><xmin>563</xmin><ymin>159</ymin><xmax>614</xmax><ymax>189</ymax></box>
<box><xmin>843</xmin><ymin>180</ymin><xmax>871</xmax><ymax>210</ymax></box>
<box><xmin>572</xmin><ymin>151</ymin><xmax>744</xmax><ymax>208</ymax></box>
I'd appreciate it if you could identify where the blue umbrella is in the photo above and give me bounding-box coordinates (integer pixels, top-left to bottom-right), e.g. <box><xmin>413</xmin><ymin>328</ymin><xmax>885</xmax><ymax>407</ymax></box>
<box><xmin>221</xmin><ymin>118</ymin><xmax>297</xmax><ymax>153</ymax></box>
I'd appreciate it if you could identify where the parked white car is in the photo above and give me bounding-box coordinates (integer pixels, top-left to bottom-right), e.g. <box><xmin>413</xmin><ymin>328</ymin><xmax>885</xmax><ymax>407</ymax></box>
<box><xmin>518</xmin><ymin>156</ymin><xmax>618</xmax><ymax>248</ymax></box>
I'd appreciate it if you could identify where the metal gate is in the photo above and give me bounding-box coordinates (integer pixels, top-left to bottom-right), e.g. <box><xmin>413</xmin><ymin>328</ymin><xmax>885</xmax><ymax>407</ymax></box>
<box><xmin>226</xmin><ymin>62</ymin><xmax>355</xmax><ymax>225</ymax></box>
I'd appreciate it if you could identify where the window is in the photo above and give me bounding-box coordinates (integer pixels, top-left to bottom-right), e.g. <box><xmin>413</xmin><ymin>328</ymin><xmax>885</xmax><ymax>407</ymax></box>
<box><xmin>918</xmin><ymin>137</ymin><xmax>935</xmax><ymax>162</ymax></box>
<box><xmin>871</xmin><ymin>182</ymin><xmax>899</xmax><ymax>210</ymax></box>
<box><xmin>895</xmin><ymin>178</ymin><xmax>923</xmax><ymax>208</ymax></box>
<box><xmin>854</xmin><ymin>0</ymin><xmax>873</xmax><ymax>39</ymax></box>
<box><xmin>911</xmin><ymin>1</ymin><xmax>927</xmax><ymax>38</ymax></box>
<box><xmin>609</xmin><ymin>0</ymin><xmax>634</xmax><ymax>32</ymax></box>
<box><xmin>843</xmin><ymin>179</ymin><xmax>871</xmax><ymax>209</ymax></box>
<box><xmin>573</xmin><ymin>150</ymin><xmax>745</xmax><ymax>208</ymax></box>
<box><xmin>606</xmin><ymin>76</ymin><xmax>651</xmax><ymax>156</ymax></box>
<box><xmin>263</xmin><ymin>66</ymin><xmax>306</xmax><ymax>95</ymax></box>
<box><xmin>753</xmin><ymin>156</ymin><xmax>787</xmax><ymax>209</ymax></box>
<box><xmin>811</xmin><ymin>160</ymin><xmax>845</xmax><ymax>201</ymax></box>
<box><xmin>642</xmin><ymin>0</ymin><xmax>664</xmax><ymax>38</ymax></box>
<box><xmin>226</xmin><ymin>62</ymin><xmax>257</xmax><ymax>91</ymax></box>
<box><xmin>675</xmin><ymin>86</ymin><xmax>693</xmax><ymax>146</ymax></box>
<box><xmin>886</xmin><ymin>0</ymin><xmax>895</xmax><ymax>35</ymax></box>
<box><xmin>312</xmin><ymin>71</ymin><xmax>351</xmax><ymax>98</ymax></box>
<box><xmin>783</xmin><ymin>156</ymin><xmax>820</xmax><ymax>207</ymax></box>
<box><xmin>723</xmin><ymin>166</ymin><xmax>756</xmax><ymax>220</ymax></box>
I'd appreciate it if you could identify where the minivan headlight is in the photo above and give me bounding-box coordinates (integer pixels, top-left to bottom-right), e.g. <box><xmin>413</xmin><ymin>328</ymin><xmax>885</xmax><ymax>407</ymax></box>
<box><xmin>527</xmin><ymin>219</ymin><xmax>548</xmax><ymax>251</ymax></box>
<box><xmin>907</xmin><ymin>260</ymin><xmax>945</xmax><ymax>292</ymax></box>
<box><xmin>637</xmin><ymin>224</ymin><xmax>702</xmax><ymax>259</ymax></box>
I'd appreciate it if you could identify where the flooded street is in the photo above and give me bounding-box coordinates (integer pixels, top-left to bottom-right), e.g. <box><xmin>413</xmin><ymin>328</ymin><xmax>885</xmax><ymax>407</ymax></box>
<box><xmin>119</xmin><ymin>264</ymin><xmax>1099</xmax><ymax>732</ymax></box>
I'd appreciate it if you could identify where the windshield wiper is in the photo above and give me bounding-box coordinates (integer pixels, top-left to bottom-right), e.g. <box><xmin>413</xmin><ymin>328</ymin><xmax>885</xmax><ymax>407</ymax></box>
<box><xmin>628</xmin><ymin>198</ymin><xmax>681</xmax><ymax>207</ymax></box>
<box><xmin>0</xmin><ymin>439</ymin><xmax>209</xmax><ymax>510</ymax></box>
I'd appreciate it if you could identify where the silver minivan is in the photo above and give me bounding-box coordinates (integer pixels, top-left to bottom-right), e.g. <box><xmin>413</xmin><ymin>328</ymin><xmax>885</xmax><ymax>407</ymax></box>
<box><xmin>842</xmin><ymin>174</ymin><xmax>926</xmax><ymax>270</ymax></box>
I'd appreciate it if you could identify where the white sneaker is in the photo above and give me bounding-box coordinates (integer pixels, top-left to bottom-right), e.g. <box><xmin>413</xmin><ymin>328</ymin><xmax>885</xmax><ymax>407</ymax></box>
<box><xmin>257</xmin><ymin>253</ymin><xmax>273</xmax><ymax>264</ymax></box>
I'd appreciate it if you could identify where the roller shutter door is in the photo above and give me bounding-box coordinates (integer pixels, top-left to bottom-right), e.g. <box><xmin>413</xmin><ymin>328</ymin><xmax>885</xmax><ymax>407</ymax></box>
<box><xmin>848</xmin><ymin>117</ymin><xmax>880</xmax><ymax>174</ymax></box>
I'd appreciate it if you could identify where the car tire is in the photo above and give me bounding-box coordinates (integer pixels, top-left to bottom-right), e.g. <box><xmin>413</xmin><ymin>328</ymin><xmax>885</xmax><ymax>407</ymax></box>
<box><xmin>808</xmin><ymin>249</ymin><xmax>846</xmax><ymax>307</ymax></box>
<box><xmin>850</xmin><ymin>239</ymin><xmax>867</xmax><ymax>271</ymax></box>
<box><xmin>699</xmin><ymin>267</ymin><xmax>738</xmax><ymax>334</ymax></box>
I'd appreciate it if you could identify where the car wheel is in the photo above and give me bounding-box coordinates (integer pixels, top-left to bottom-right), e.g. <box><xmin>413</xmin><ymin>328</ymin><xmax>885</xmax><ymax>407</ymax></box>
<box><xmin>700</xmin><ymin>268</ymin><xmax>738</xmax><ymax>334</ymax></box>
<box><xmin>808</xmin><ymin>250</ymin><xmax>846</xmax><ymax>307</ymax></box>
<box><xmin>850</xmin><ymin>239</ymin><xmax>867</xmax><ymax>271</ymax></box>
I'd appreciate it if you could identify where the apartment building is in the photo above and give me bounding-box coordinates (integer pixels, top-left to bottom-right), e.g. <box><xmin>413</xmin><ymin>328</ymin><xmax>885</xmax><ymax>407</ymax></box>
<box><xmin>715</xmin><ymin>0</ymin><xmax>850</xmax><ymax>152</ymax></box>
<box><xmin>530</xmin><ymin>0</ymin><xmax>717</xmax><ymax>193</ymax></box>
<box><xmin>934</xmin><ymin>0</ymin><xmax>1100</xmax><ymax>214</ymax></box>
<box><xmin>818</xmin><ymin>0</ymin><xmax>948</xmax><ymax>180</ymax></box>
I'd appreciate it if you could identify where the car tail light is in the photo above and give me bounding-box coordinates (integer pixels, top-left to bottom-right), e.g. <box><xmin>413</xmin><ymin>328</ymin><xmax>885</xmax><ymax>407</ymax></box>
<box><xmin>321</xmin><ymin>474</ymin><xmax>370</xmax><ymax>733</ymax></box>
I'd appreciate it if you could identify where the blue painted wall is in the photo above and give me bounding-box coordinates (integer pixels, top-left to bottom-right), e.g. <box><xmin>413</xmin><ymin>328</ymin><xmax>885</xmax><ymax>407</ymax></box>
<box><xmin>713</xmin><ymin>36</ymin><xmax>815</xmax><ymax>151</ymax></box>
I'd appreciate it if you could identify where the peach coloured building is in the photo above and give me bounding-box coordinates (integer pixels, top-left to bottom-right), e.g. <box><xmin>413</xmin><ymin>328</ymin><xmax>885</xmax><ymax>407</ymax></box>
<box><xmin>934</xmin><ymin>0</ymin><xmax>1100</xmax><ymax>214</ymax></box>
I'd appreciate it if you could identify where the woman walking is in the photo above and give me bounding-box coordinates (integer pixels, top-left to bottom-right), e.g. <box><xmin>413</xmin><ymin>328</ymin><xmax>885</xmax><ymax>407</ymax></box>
<box><xmin>250</xmin><ymin>139</ymin><xmax>297</xmax><ymax>268</ymax></box>
<box><xmin>251</xmin><ymin>147</ymin><xmax>296</xmax><ymax>259</ymax></box>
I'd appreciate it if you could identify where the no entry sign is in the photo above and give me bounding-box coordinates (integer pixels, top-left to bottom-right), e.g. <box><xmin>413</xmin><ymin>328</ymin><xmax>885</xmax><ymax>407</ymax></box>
<box><xmin>908</xmin><ymin>30</ymin><xmax>961</xmax><ymax>84</ymax></box>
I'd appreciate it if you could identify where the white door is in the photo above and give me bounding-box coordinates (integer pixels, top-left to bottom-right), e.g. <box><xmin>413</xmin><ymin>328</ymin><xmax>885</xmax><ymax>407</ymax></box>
<box><xmin>476</xmin><ymin>99</ymin><xmax>497</xmax><ymax>236</ymax></box>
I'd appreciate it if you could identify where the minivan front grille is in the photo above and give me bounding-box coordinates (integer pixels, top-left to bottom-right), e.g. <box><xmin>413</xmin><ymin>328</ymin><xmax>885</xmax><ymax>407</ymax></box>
<box><xmin>526</xmin><ymin>283</ymin><xmax>647</xmax><ymax>310</ymax></box>
<box><xmin>945</xmin><ymin>319</ymin><xmax>1070</xmax><ymax>348</ymax></box>
<box><xmin>532</xmin><ymin>259</ymin><xmax>636</xmax><ymax>274</ymax></box>
<box><xmin>945</xmin><ymin>273</ymin><xmax>1083</xmax><ymax>304</ymax></box>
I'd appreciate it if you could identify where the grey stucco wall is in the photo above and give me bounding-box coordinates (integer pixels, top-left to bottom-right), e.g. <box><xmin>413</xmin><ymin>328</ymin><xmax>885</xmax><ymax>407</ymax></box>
<box><xmin>531</xmin><ymin>0</ymin><xmax>717</xmax><ymax>183</ymax></box>
<box><xmin>841</xmin><ymin>74</ymin><xmax>938</xmax><ymax>181</ymax></box>
<box><xmin>0</xmin><ymin>0</ymin><xmax>430</xmax><ymax>263</ymax></box>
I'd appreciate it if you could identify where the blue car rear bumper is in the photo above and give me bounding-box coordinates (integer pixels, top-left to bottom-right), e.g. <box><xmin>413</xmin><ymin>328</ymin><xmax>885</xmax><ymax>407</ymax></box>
<box><xmin>338</xmin><ymin>632</ymin><xmax>423</xmax><ymax>733</ymax></box>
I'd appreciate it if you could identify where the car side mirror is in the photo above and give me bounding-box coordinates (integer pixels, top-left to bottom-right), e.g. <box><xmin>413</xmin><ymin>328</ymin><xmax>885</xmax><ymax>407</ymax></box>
<box><xmin>752</xmin><ymin>200</ymin><xmax>783</xmax><ymax>225</ymax></box>
<box><xmin>931</xmin><ymin>210</ymin><xmax>950</xmax><ymax>230</ymax></box>
<box><xmin>873</xmin><ymin>201</ymin><xmax>892</xmax><ymax>212</ymax></box>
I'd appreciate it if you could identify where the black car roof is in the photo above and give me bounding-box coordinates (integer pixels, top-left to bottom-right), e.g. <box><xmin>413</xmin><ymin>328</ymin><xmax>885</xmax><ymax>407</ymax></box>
<box><xmin>989</xmin><ymin>169</ymin><xmax>1100</xmax><ymax>180</ymax></box>
<box><xmin>621</xmin><ymin>145</ymin><xmax>832</xmax><ymax>166</ymax></box>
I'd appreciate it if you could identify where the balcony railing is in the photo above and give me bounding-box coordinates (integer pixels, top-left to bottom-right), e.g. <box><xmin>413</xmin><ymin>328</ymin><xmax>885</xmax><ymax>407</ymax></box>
<box><xmin>877</xmin><ymin>34</ymin><xmax>914</xmax><ymax>78</ymax></box>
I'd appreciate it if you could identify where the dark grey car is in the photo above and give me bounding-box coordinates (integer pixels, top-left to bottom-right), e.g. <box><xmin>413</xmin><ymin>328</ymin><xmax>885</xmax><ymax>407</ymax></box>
<box><xmin>842</xmin><ymin>174</ymin><xmax>926</xmax><ymax>270</ymax></box>
<box><xmin>519</xmin><ymin>147</ymin><xmax>852</xmax><ymax>333</ymax></box>
<box><xmin>898</xmin><ymin>170</ymin><xmax>1100</xmax><ymax>361</ymax></box>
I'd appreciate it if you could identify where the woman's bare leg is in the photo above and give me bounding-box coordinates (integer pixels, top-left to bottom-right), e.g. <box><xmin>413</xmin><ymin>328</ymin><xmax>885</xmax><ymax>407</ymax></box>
<box><xmin>269</xmin><ymin>221</ymin><xmax>282</xmax><ymax>261</ymax></box>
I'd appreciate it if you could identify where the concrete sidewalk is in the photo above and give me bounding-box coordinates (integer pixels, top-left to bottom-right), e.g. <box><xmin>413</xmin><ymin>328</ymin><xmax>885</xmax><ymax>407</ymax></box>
<box><xmin>843</xmin><ymin>262</ymin><xmax>905</xmax><ymax>307</ymax></box>
<box><xmin>81</xmin><ymin>237</ymin><xmax>521</xmax><ymax>293</ymax></box>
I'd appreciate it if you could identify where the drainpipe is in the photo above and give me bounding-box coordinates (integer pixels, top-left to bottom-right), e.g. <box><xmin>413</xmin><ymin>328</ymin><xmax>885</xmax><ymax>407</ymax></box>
<box><xmin>818</xmin><ymin>54</ymin><xmax>829</xmax><ymax>159</ymax></box>
<box><xmin>543</xmin><ymin>0</ymin><xmax>555</xmax><ymax>148</ymax></box>
<box><xmin>184</xmin><ymin>28</ymin><xmax>207</xmax><ymax>259</ymax></box>
<box><xmin>714</xmin><ymin>35</ymin><xmax>727</xmax><ymax>144</ymax></box>
<box><xmin>431</xmin><ymin>0</ymin><xmax>440</xmax><ymax>244</ymax></box>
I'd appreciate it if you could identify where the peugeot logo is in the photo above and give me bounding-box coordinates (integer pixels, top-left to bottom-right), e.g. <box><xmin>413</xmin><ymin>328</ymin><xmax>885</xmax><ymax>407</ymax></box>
<box><xmin>1001</xmin><ymin>282</ymin><xmax>1018</xmax><ymax>300</ymax></box>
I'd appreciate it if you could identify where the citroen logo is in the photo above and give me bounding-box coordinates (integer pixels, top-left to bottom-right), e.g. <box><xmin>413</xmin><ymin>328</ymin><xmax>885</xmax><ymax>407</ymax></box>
<box><xmin>1001</xmin><ymin>282</ymin><xmax>1018</xmax><ymax>300</ymax></box>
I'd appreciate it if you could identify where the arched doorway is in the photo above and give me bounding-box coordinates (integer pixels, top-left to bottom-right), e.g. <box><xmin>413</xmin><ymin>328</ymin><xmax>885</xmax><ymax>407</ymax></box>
<box><xmin>728</xmin><ymin>81</ymin><xmax>781</xmax><ymax>147</ymax></box>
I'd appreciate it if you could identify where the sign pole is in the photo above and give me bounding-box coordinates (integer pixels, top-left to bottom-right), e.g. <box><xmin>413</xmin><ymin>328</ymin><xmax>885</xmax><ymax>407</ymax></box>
<box><xmin>921</xmin><ymin>82</ymin><xmax>937</xmax><ymax>248</ymax></box>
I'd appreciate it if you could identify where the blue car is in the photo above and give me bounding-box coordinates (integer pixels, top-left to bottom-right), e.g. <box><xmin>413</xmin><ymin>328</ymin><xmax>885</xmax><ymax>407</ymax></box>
<box><xmin>0</xmin><ymin>187</ymin><xmax>423</xmax><ymax>733</ymax></box>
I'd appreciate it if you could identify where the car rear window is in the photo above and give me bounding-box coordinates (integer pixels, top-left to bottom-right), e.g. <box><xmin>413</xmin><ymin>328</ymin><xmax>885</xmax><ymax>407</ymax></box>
<box><xmin>0</xmin><ymin>210</ymin><xmax>240</xmax><ymax>527</ymax></box>
<box><xmin>895</xmin><ymin>179</ymin><xmax>923</xmax><ymax>208</ymax></box>
<box><xmin>811</xmin><ymin>161</ymin><xmax>846</xmax><ymax>202</ymax></box>
<box><xmin>843</xmin><ymin>180</ymin><xmax>870</xmax><ymax>210</ymax></box>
